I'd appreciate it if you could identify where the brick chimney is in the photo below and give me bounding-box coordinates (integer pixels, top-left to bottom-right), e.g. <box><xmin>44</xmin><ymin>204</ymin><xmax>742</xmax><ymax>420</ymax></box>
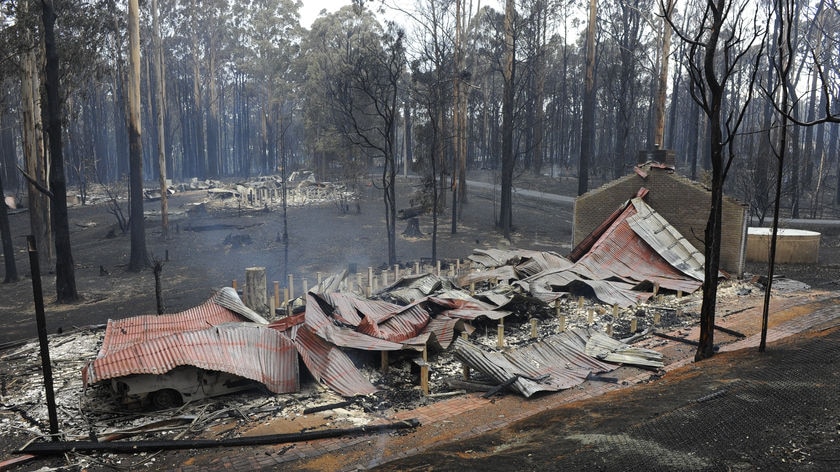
<box><xmin>637</xmin><ymin>149</ymin><xmax>676</xmax><ymax>167</ymax></box>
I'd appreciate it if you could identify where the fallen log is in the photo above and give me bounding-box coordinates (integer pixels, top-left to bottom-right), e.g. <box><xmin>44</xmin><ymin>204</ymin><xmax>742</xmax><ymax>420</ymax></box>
<box><xmin>18</xmin><ymin>419</ymin><xmax>421</xmax><ymax>456</ymax></box>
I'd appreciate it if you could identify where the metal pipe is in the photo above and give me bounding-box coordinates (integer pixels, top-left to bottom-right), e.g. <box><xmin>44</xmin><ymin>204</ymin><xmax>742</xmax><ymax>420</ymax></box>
<box><xmin>19</xmin><ymin>419</ymin><xmax>421</xmax><ymax>455</ymax></box>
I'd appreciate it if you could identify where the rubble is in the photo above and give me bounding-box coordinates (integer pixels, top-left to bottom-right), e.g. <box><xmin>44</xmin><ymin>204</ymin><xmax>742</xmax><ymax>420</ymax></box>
<box><xmin>0</xmin><ymin>263</ymin><xmax>768</xmax><ymax>468</ymax></box>
<box><xmin>0</xmin><ymin>190</ymin><xmax>791</xmax><ymax>467</ymax></box>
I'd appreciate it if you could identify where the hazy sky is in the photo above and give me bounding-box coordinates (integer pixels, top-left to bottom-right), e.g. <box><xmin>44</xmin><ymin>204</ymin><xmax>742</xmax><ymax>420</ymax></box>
<box><xmin>299</xmin><ymin>1</ymin><xmax>348</xmax><ymax>28</ymax></box>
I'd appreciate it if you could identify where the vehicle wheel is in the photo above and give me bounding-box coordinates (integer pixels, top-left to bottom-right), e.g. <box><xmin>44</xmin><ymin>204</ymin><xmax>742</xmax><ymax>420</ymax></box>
<box><xmin>150</xmin><ymin>389</ymin><xmax>183</xmax><ymax>409</ymax></box>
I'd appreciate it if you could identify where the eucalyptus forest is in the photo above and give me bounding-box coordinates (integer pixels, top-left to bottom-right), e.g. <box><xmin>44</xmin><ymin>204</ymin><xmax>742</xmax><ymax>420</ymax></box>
<box><xmin>1</xmin><ymin>1</ymin><xmax>840</xmax><ymax>357</ymax></box>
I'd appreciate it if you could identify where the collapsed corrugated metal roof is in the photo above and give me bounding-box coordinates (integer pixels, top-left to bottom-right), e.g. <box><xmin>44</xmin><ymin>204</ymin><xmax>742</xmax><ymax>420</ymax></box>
<box><xmin>572</xmin><ymin>197</ymin><xmax>703</xmax><ymax>294</ymax></box>
<box><xmin>288</xmin><ymin>324</ymin><xmax>378</xmax><ymax>397</ymax></box>
<box><xmin>381</xmin><ymin>273</ymin><xmax>450</xmax><ymax>304</ymax></box>
<box><xmin>428</xmin><ymin>294</ymin><xmax>511</xmax><ymax>321</ymax></box>
<box><xmin>453</xmin><ymin>329</ymin><xmax>614</xmax><ymax>398</ymax></box>
<box><xmin>453</xmin><ymin>328</ymin><xmax>663</xmax><ymax>397</ymax></box>
<box><xmin>303</xmin><ymin>293</ymin><xmax>463</xmax><ymax>351</ymax></box>
<box><xmin>90</xmin><ymin>288</ymin><xmax>265</xmax><ymax>359</ymax></box>
<box><xmin>84</xmin><ymin>322</ymin><xmax>299</xmax><ymax>394</ymax></box>
<box><xmin>302</xmin><ymin>293</ymin><xmax>407</xmax><ymax>351</ymax></box>
<box><xmin>460</xmin><ymin>195</ymin><xmax>706</xmax><ymax>307</ymax></box>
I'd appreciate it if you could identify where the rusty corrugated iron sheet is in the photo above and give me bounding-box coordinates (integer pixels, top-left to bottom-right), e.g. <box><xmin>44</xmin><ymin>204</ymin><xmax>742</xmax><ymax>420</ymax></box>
<box><xmin>573</xmin><ymin>198</ymin><xmax>703</xmax><ymax>294</ymax></box>
<box><xmin>303</xmin><ymin>293</ymin><xmax>408</xmax><ymax>351</ymax></box>
<box><xmin>420</xmin><ymin>315</ymin><xmax>461</xmax><ymax>349</ymax></box>
<box><xmin>94</xmin><ymin>290</ymin><xmax>253</xmax><ymax>357</ymax></box>
<box><xmin>356</xmin><ymin>307</ymin><xmax>430</xmax><ymax>343</ymax></box>
<box><xmin>289</xmin><ymin>324</ymin><xmax>378</xmax><ymax>397</ymax></box>
<box><xmin>84</xmin><ymin>323</ymin><xmax>299</xmax><ymax>393</ymax></box>
<box><xmin>319</xmin><ymin>292</ymin><xmax>407</xmax><ymax>326</ymax></box>
<box><xmin>456</xmin><ymin>266</ymin><xmax>518</xmax><ymax>288</ymax></box>
<box><xmin>428</xmin><ymin>295</ymin><xmax>510</xmax><ymax>321</ymax></box>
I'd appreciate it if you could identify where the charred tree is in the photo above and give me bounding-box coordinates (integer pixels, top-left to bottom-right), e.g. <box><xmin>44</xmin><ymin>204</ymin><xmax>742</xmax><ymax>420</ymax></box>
<box><xmin>151</xmin><ymin>0</ymin><xmax>169</xmax><ymax>239</ymax></box>
<box><xmin>127</xmin><ymin>0</ymin><xmax>148</xmax><ymax>271</ymax></box>
<box><xmin>41</xmin><ymin>0</ymin><xmax>78</xmax><ymax>302</ymax></box>
<box><xmin>668</xmin><ymin>0</ymin><xmax>764</xmax><ymax>360</ymax></box>
<box><xmin>0</xmin><ymin>170</ymin><xmax>18</xmax><ymax>283</ymax></box>
<box><xmin>499</xmin><ymin>0</ymin><xmax>515</xmax><ymax>240</ymax></box>
<box><xmin>578</xmin><ymin>0</ymin><xmax>597</xmax><ymax>196</ymax></box>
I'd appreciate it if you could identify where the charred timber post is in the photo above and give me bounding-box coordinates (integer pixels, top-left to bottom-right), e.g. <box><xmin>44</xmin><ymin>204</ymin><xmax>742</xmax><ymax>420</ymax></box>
<box><xmin>461</xmin><ymin>332</ymin><xmax>470</xmax><ymax>380</ymax></box>
<box><xmin>244</xmin><ymin>267</ymin><xmax>267</xmax><ymax>316</ymax></box>
<box><xmin>27</xmin><ymin>235</ymin><xmax>59</xmax><ymax>440</ymax></box>
<box><xmin>420</xmin><ymin>347</ymin><xmax>429</xmax><ymax>395</ymax></box>
<box><xmin>19</xmin><ymin>419</ymin><xmax>422</xmax><ymax>455</ymax></box>
<box><xmin>273</xmin><ymin>281</ymin><xmax>280</xmax><ymax>307</ymax></box>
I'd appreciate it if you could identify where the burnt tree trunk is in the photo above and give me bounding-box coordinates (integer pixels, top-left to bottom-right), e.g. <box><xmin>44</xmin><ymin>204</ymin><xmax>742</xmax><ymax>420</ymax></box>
<box><xmin>42</xmin><ymin>0</ymin><xmax>78</xmax><ymax>302</ymax></box>
<box><xmin>127</xmin><ymin>0</ymin><xmax>148</xmax><ymax>271</ymax></box>
<box><xmin>0</xmin><ymin>171</ymin><xmax>18</xmax><ymax>282</ymax></box>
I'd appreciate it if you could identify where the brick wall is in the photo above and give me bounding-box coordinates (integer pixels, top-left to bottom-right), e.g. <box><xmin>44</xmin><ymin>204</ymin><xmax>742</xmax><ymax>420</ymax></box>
<box><xmin>573</xmin><ymin>168</ymin><xmax>746</xmax><ymax>276</ymax></box>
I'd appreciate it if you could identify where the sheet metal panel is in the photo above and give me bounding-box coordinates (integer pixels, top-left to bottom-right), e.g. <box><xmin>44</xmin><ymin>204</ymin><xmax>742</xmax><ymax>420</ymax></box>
<box><xmin>96</xmin><ymin>298</ymin><xmax>243</xmax><ymax>357</ymax></box>
<box><xmin>627</xmin><ymin>197</ymin><xmax>706</xmax><ymax>282</ymax></box>
<box><xmin>213</xmin><ymin>287</ymin><xmax>269</xmax><ymax>324</ymax></box>
<box><xmin>514</xmin><ymin>251</ymin><xmax>574</xmax><ymax>278</ymax></box>
<box><xmin>419</xmin><ymin>315</ymin><xmax>460</xmax><ymax>350</ymax></box>
<box><xmin>318</xmin><ymin>292</ymin><xmax>412</xmax><ymax>326</ymax></box>
<box><xmin>453</xmin><ymin>329</ymin><xmax>627</xmax><ymax>397</ymax></box>
<box><xmin>355</xmin><ymin>303</ymin><xmax>431</xmax><ymax>343</ymax></box>
<box><xmin>573</xmin><ymin>202</ymin><xmax>702</xmax><ymax>294</ymax></box>
<box><xmin>468</xmin><ymin>248</ymin><xmax>518</xmax><ymax>267</ymax></box>
<box><xmin>85</xmin><ymin>323</ymin><xmax>299</xmax><ymax>393</ymax></box>
<box><xmin>453</xmin><ymin>338</ymin><xmax>594</xmax><ymax>397</ymax></box>
<box><xmin>290</xmin><ymin>325</ymin><xmax>378</xmax><ymax>397</ymax></box>
<box><xmin>583</xmin><ymin>328</ymin><xmax>664</xmax><ymax>368</ymax></box>
<box><xmin>456</xmin><ymin>266</ymin><xmax>518</xmax><ymax>288</ymax></box>
<box><xmin>304</xmin><ymin>293</ymin><xmax>406</xmax><ymax>351</ymax></box>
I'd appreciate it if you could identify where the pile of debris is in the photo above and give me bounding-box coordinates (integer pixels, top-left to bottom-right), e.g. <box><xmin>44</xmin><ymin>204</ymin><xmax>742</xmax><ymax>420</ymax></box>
<box><xmin>2</xmin><ymin>191</ymin><xmax>774</xmax><ymax>468</ymax></box>
<box><xmin>177</xmin><ymin>172</ymin><xmax>358</xmax><ymax>214</ymax></box>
